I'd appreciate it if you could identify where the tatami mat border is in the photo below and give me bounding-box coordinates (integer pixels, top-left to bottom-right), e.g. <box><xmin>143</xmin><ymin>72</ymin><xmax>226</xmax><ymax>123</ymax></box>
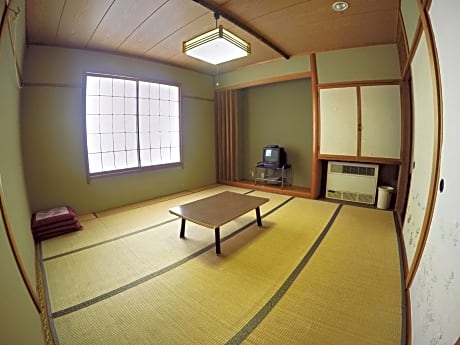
<box><xmin>225</xmin><ymin>204</ymin><xmax>343</xmax><ymax>345</ymax></box>
<box><xmin>38</xmin><ymin>245</ymin><xmax>61</xmax><ymax>345</ymax></box>
<box><xmin>49</xmin><ymin>196</ymin><xmax>295</xmax><ymax>319</ymax></box>
<box><xmin>39</xmin><ymin>193</ymin><xmax>404</xmax><ymax>345</ymax></box>
<box><xmin>42</xmin><ymin>189</ymin><xmax>257</xmax><ymax>262</ymax></box>
<box><xmin>93</xmin><ymin>184</ymin><xmax>225</xmax><ymax>217</ymax></box>
<box><xmin>41</xmin><ymin>218</ymin><xmax>178</xmax><ymax>262</ymax></box>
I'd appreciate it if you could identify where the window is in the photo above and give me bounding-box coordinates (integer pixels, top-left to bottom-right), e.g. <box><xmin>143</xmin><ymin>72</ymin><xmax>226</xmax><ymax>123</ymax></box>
<box><xmin>84</xmin><ymin>74</ymin><xmax>181</xmax><ymax>176</ymax></box>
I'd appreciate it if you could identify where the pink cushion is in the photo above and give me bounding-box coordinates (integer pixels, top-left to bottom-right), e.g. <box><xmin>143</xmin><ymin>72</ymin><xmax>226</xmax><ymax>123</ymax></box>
<box><xmin>31</xmin><ymin>206</ymin><xmax>77</xmax><ymax>229</ymax></box>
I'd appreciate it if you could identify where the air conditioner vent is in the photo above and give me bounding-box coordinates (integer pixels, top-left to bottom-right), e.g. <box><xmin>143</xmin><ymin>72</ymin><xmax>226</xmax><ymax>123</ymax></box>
<box><xmin>327</xmin><ymin>190</ymin><xmax>342</xmax><ymax>199</ymax></box>
<box><xmin>326</xmin><ymin>161</ymin><xmax>379</xmax><ymax>205</ymax></box>
<box><xmin>331</xmin><ymin>163</ymin><xmax>376</xmax><ymax>176</ymax></box>
<box><xmin>358</xmin><ymin>194</ymin><xmax>375</xmax><ymax>204</ymax></box>
<box><xmin>343</xmin><ymin>191</ymin><xmax>358</xmax><ymax>202</ymax></box>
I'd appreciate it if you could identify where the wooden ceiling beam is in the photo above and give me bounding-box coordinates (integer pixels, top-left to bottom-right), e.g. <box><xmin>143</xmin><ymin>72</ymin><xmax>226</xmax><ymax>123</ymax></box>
<box><xmin>191</xmin><ymin>0</ymin><xmax>290</xmax><ymax>60</ymax></box>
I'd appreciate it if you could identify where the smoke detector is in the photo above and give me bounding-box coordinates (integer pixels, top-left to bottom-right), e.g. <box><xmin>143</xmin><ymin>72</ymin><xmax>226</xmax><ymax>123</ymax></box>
<box><xmin>332</xmin><ymin>1</ymin><xmax>349</xmax><ymax>12</ymax></box>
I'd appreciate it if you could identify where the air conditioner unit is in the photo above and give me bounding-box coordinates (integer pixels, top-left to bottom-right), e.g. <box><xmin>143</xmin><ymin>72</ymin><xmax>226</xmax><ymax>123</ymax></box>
<box><xmin>326</xmin><ymin>161</ymin><xmax>379</xmax><ymax>205</ymax></box>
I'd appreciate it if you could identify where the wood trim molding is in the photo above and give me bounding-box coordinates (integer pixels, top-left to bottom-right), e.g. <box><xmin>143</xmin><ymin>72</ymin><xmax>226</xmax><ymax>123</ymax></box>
<box><xmin>405</xmin><ymin>15</ymin><xmax>424</xmax><ymax>72</ymax></box>
<box><xmin>400</xmin><ymin>229</ymin><xmax>410</xmax><ymax>285</ymax></box>
<box><xmin>405</xmin><ymin>289</ymin><xmax>412</xmax><ymax>345</ymax></box>
<box><xmin>216</xmin><ymin>71</ymin><xmax>311</xmax><ymax>91</ymax></box>
<box><xmin>318</xmin><ymin>154</ymin><xmax>401</xmax><ymax>165</ymax></box>
<box><xmin>182</xmin><ymin>94</ymin><xmax>214</xmax><ymax>102</ymax></box>
<box><xmin>397</xmin><ymin>10</ymin><xmax>410</xmax><ymax>77</ymax></box>
<box><xmin>405</xmin><ymin>0</ymin><xmax>443</xmax><ymax>288</ymax></box>
<box><xmin>356</xmin><ymin>87</ymin><xmax>362</xmax><ymax>157</ymax></box>
<box><xmin>2</xmin><ymin>2</ymin><xmax>23</xmax><ymax>87</ymax></box>
<box><xmin>215</xmin><ymin>90</ymin><xmax>240</xmax><ymax>182</ymax></box>
<box><xmin>395</xmin><ymin>76</ymin><xmax>412</xmax><ymax>222</ymax></box>
<box><xmin>310</xmin><ymin>53</ymin><xmax>321</xmax><ymax>199</ymax></box>
<box><xmin>0</xmin><ymin>176</ymin><xmax>41</xmax><ymax>313</ymax></box>
<box><xmin>394</xmin><ymin>210</ymin><xmax>411</xmax><ymax>345</ymax></box>
<box><xmin>22</xmin><ymin>82</ymin><xmax>82</xmax><ymax>89</ymax></box>
<box><xmin>0</xmin><ymin>2</ymin><xmax>8</xmax><ymax>43</ymax></box>
<box><xmin>424</xmin><ymin>0</ymin><xmax>432</xmax><ymax>10</ymax></box>
<box><xmin>318</xmin><ymin>79</ymin><xmax>401</xmax><ymax>89</ymax></box>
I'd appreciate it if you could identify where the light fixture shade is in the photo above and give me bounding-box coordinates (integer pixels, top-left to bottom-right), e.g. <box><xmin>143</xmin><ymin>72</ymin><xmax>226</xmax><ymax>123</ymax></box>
<box><xmin>183</xmin><ymin>25</ymin><xmax>251</xmax><ymax>65</ymax></box>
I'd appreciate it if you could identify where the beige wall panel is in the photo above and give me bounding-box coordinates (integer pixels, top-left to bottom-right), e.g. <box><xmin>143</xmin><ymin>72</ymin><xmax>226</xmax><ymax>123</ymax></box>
<box><xmin>402</xmin><ymin>32</ymin><xmax>436</xmax><ymax>268</ymax></box>
<box><xmin>319</xmin><ymin>87</ymin><xmax>358</xmax><ymax>156</ymax></box>
<box><xmin>22</xmin><ymin>45</ymin><xmax>214</xmax><ymax>98</ymax></box>
<box><xmin>316</xmin><ymin>44</ymin><xmax>401</xmax><ymax>83</ymax></box>
<box><xmin>1</xmin><ymin>0</ymin><xmax>36</xmax><ymax>292</ymax></box>
<box><xmin>1</xmin><ymin>1</ymin><xmax>45</xmax><ymax>343</ymax></box>
<box><xmin>360</xmin><ymin>85</ymin><xmax>401</xmax><ymax>159</ymax></box>
<box><xmin>7</xmin><ymin>0</ymin><xmax>27</xmax><ymax>73</ymax></box>
<box><xmin>0</xmin><ymin>221</ymin><xmax>45</xmax><ymax>345</ymax></box>
<box><xmin>400</xmin><ymin>0</ymin><xmax>420</xmax><ymax>50</ymax></box>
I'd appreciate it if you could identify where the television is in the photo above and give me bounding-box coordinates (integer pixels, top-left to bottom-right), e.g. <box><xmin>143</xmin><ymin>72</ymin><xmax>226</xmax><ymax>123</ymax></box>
<box><xmin>262</xmin><ymin>145</ymin><xmax>286</xmax><ymax>168</ymax></box>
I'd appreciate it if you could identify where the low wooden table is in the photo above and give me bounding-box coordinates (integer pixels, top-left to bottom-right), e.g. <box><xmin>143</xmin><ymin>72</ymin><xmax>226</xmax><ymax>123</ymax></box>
<box><xmin>169</xmin><ymin>191</ymin><xmax>269</xmax><ymax>255</ymax></box>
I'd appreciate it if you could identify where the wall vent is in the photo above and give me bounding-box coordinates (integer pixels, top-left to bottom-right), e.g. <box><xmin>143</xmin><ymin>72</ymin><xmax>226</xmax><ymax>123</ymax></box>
<box><xmin>326</xmin><ymin>161</ymin><xmax>379</xmax><ymax>205</ymax></box>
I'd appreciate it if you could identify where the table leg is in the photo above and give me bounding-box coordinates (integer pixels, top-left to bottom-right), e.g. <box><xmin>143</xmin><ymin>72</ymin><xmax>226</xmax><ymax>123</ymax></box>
<box><xmin>180</xmin><ymin>218</ymin><xmax>186</xmax><ymax>238</ymax></box>
<box><xmin>255</xmin><ymin>207</ymin><xmax>262</xmax><ymax>227</ymax></box>
<box><xmin>214</xmin><ymin>228</ymin><xmax>221</xmax><ymax>255</ymax></box>
<box><xmin>281</xmin><ymin>166</ymin><xmax>284</xmax><ymax>189</ymax></box>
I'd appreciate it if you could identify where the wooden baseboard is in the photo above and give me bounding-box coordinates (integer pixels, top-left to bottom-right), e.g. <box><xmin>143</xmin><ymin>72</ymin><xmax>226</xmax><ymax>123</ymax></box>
<box><xmin>221</xmin><ymin>180</ymin><xmax>311</xmax><ymax>199</ymax></box>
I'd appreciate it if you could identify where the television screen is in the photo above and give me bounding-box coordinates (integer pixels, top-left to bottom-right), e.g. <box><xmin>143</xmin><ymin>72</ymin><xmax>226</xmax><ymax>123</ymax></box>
<box><xmin>262</xmin><ymin>146</ymin><xmax>286</xmax><ymax>167</ymax></box>
<box><xmin>263</xmin><ymin>148</ymin><xmax>279</xmax><ymax>163</ymax></box>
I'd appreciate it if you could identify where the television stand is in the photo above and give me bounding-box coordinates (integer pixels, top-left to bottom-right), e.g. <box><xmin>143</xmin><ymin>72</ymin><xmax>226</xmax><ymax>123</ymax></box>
<box><xmin>254</xmin><ymin>164</ymin><xmax>291</xmax><ymax>188</ymax></box>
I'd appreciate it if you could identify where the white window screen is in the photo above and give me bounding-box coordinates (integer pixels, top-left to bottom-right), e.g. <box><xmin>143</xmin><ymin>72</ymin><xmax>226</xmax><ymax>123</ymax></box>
<box><xmin>85</xmin><ymin>75</ymin><xmax>181</xmax><ymax>175</ymax></box>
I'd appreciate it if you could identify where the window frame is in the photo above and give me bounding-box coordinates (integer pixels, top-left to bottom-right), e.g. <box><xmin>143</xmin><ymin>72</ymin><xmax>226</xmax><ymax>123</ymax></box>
<box><xmin>83</xmin><ymin>72</ymin><xmax>183</xmax><ymax>180</ymax></box>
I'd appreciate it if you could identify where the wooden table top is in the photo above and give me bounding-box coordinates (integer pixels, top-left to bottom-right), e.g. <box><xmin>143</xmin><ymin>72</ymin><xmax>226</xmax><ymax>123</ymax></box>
<box><xmin>169</xmin><ymin>191</ymin><xmax>269</xmax><ymax>229</ymax></box>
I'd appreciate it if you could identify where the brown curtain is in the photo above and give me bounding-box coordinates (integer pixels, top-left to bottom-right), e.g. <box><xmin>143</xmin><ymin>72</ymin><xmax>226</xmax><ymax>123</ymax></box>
<box><xmin>215</xmin><ymin>90</ymin><xmax>240</xmax><ymax>182</ymax></box>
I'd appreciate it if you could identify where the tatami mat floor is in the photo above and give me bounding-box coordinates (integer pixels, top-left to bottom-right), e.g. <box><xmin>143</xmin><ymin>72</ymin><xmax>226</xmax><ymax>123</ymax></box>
<box><xmin>39</xmin><ymin>185</ymin><xmax>404</xmax><ymax>345</ymax></box>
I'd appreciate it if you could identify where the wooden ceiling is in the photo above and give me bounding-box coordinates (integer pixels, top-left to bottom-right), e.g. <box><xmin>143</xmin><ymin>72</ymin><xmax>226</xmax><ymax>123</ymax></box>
<box><xmin>26</xmin><ymin>0</ymin><xmax>400</xmax><ymax>75</ymax></box>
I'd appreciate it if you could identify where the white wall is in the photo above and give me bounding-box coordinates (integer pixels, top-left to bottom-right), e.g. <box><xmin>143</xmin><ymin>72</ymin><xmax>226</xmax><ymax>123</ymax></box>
<box><xmin>410</xmin><ymin>1</ymin><xmax>460</xmax><ymax>344</ymax></box>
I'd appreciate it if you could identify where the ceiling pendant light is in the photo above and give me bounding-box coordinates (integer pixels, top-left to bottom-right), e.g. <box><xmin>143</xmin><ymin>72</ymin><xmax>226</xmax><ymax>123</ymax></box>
<box><xmin>332</xmin><ymin>1</ymin><xmax>349</xmax><ymax>12</ymax></box>
<box><xmin>183</xmin><ymin>13</ymin><xmax>251</xmax><ymax>65</ymax></box>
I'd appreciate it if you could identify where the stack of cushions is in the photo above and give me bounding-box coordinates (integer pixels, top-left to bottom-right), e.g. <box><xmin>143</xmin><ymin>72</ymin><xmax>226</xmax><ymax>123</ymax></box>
<box><xmin>31</xmin><ymin>206</ymin><xmax>82</xmax><ymax>241</ymax></box>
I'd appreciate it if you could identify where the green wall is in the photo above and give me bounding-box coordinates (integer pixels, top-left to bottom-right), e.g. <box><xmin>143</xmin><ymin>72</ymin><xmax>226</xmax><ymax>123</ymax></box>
<box><xmin>219</xmin><ymin>44</ymin><xmax>400</xmax><ymax>190</ymax></box>
<box><xmin>0</xmin><ymin>0</ymin><xmax>45</xmax><ymax>343</ymax></box>
<box><xmin>316</xmin><ymin>44</ymin><xmax>401</xmax><ymax>83</ymax></box>
<box><xmin>21</xmin><ymin>46</ymin><xmax>216</xmax><ymax>215</ymax></box>
<box><xmin>240</xmin><ymin>79</ymin><xmax>313</xmax><ymax>187</ymax></box>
